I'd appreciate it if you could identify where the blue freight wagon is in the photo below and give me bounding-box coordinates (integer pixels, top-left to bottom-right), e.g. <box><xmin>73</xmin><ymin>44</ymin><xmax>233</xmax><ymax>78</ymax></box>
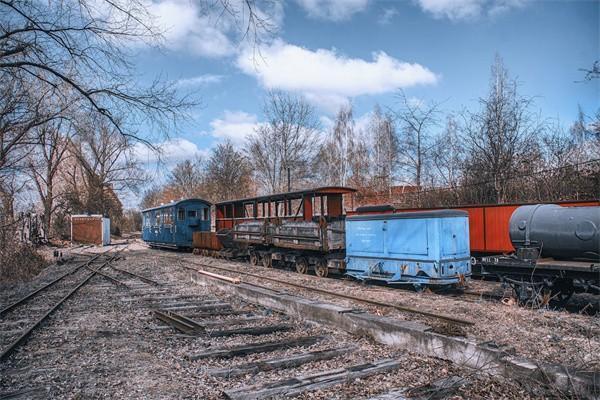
<box><xmin>141</xmin><ymin>199</ymin><xmax>212</xmax><ymax>249</ymax></box>
<box><xmin>344</xmin><ymin>210</ymin><xmax>471</xmax><ymax>288</ymax></box>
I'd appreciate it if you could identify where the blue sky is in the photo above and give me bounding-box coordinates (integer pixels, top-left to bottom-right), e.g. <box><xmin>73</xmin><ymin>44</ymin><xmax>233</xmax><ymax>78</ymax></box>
<box><xmin>132</xmin><ymin>0</ymin><xmax>599</xmax><ymax>171</ymax></box>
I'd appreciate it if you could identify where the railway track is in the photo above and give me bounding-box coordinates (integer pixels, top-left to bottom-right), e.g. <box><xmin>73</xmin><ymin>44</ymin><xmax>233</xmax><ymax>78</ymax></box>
<box><xmin>1</xmin><ymin>247</ymin><xmax>584</xmax><ymax>399</ymax></box>
<box><xmin>0</xmin><ymin>245</ymin><xmax>129</xmax><ymax>362</ymax></box>
<box><xmin>185</xmin><ymin>252</ymin><xmax>600</xmax><ymax>314</ymax></box>
<box><xmin>174</xmin><ymin>256</ymin><xmax>475</xmax><ymax>327</ymax></box>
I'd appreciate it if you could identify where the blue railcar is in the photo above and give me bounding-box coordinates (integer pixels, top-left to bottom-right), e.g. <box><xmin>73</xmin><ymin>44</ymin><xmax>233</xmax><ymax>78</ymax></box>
<box><xmin>344</xmin><ymin>210</ymin><xmax>471</xmax><ymax>288</ymax></box>
<box><xmin>141</xmin><ymin>199</ymin><xmax>212</xmax><ymax>249</ymax></box>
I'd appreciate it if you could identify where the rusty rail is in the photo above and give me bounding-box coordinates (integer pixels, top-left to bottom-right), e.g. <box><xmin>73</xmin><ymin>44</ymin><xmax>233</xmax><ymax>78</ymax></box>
<box><xmin>0</xmin><ymin>247</ymin><xmax>127</xmax><ymax>362</ymax></box>
<box><xmin>180</xmin><ymin>262</ymin><xmax>474</xmax><ymax>327</ymax></box>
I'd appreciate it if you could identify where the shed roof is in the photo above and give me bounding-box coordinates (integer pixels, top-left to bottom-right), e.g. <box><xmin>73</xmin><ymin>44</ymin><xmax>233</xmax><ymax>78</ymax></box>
<box><xmin>215</xmin><ymin>186</ymin><xmax>356</xmax><ymax>207</ymax></box>
<box><xmin>141</xmin><ymin>198</ymin><xmax>212</xmax><ymax>213</ymax></box>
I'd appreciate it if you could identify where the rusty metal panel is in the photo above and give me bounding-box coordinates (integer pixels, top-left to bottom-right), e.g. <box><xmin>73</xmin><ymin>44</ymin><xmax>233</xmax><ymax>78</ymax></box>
<box><xmin>483</xmin><ymin>205</ymin><xmax>519</xmax><ymax>253</ymax></box>
<box><xmin>458</xmin><ymin>207</ymin><xmax>485</xmax><ymax>252</ymax></box>
<box><xmin>192</xmin><ymin>231</ymin><xmax>223</xmax><ymax>250</ymax></box>
<box><xmin>71</xmin><ymin>216</ymin><xmax>102</xmax><ymax>245</ymax></box>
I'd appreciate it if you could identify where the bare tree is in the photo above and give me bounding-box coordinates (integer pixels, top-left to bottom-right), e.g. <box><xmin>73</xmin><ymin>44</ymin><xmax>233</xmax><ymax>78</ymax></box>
<box><xmin>581</xmin><ymin>60</ymin><xmax>600</xmax><ymax>81</ymax></box>
<box><xmin>461</xmin><ymin>55</ymin><xmax>542</xmax><ymax>203</ymax></box>
<box><xmin>247</xmin><ymin>91</ymin><xmax>320</xmax><ymax>193</ymax></box>
<box><xmin>393</xmin><ymin>90</ymin><xmax>441</xmax><ymax>189</ymax></box>
<box><xmin>205</xmin><ymin>140</ymin><xmax>253</xmax><ymax>201</ymax></box>
<box><xmin>168</xmin><ymin>157</ymin><xmax>206</xmax><ymax>199</ymax></box>
<box><xmin>317</xmin><ymin>104</ymin><xmax>356</xmax><ymax>186</ymax></box>
<box><xmin>369</xmin><ymin>104</ymin><xmax>399</xmax><ymax>196</ymax></box>
<box><xmin>431</xmin><ymin>115</ymin><xmax>464</xmax><ymax>191</ymax></box>
<box><xmin>26</xmin><ymin>119</ymin><xmax>71</xmax><ymax>238</ymax></box>
<box><xmin>70</xmin><ymin>115</ymin><xmax>144</xmax><ymax>217</ymax></box>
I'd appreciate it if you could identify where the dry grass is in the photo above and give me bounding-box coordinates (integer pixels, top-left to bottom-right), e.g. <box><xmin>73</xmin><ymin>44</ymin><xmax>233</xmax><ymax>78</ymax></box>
<box><xmin>0</xmin><ymin>238</ymin><xmax>48</xmax><ymax>283</ymax></box>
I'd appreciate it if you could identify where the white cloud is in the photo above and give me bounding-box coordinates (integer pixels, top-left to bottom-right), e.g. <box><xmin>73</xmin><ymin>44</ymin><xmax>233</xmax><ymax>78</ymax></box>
<box><xmin>236</xmin><ymin>40</ymin><xmax>438</xmax><ymax>111</ymax></box>
<box><xmin>295</xmin><ymin>0</ymin><xmax>369</xmax><ymax>21</ymax></box>
<box><xmin>175</xmin><ymin>74</ymin><xmax>223</xmax><ymax>87</ymax></box>
<box><xmin>134</xmin><ymin>138</ymin><xmax>209</xmax><ymax>165</ymax></box>
<box><xmin>150</xmin><ymin>0</ymin><xmax>236</xmax><ymax>58</ymax></box>
<box><xmin>149</xmin><ymin>0</ymin><xmax>284</xmax><ymax>58</ymax></box>
<box><xmin>208</xmin><ymin>111</ymin><xmax>261</xmax><ymax>145</ymax></box>
<box><xmin>378</xmin><ymin>7</ymin><xmax>399</xmax><ymax>25</ymax></box>
<box><xmin>415</xmin><ymin>0</ymin><xmax>527</xmax><ymax>20</ymax></box>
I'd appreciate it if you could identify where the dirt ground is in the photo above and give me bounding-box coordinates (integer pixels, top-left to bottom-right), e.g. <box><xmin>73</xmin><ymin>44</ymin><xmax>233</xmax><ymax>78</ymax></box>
<box><xmin>0</xmin><ymin>242</ymin><xmax>596</xmax><ymax>399</ymax></box>
<box><xmin>175</xmin><ymin>252</ymin><xmax>600</xmax><ymax>373</ymax></box>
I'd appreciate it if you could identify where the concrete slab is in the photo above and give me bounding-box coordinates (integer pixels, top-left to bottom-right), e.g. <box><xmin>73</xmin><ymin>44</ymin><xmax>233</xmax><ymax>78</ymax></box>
<box><xmin>190</xmin><ymin>270</ymin><xmax>600</xmax><ymax>399</ymax></box>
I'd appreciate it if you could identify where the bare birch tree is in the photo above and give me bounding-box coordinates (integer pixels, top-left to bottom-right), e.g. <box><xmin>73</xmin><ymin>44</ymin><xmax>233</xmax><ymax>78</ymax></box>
<box><xmin>393</xmin><ymin>91</ymin><xmax>441</xmax><ymax>189</ymax></box>
<box><xmin>247</xmin><ymin>91</ymin><xmax>320</xmax><ymax>193</ymax></box>
<box><xmin>370</xmin><ymin>104</ymin><xmax>399</xmax><ymax>196</ymax></box>
<box><xmin>317</xmin><ymin>104</ymin><xmax>356</xmax><ymax>186</ymax></box>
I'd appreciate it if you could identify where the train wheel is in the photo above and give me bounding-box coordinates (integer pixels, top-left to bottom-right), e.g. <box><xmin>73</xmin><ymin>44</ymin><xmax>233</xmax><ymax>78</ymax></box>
<box><xmin>250</xmin><ymin>252</ymin><xmax>259</xmax><ymax>266</ymax></box>
<box><xmin>262</xmin><ymin>254</ymin><xmax>272</xmax><ymax>268</ymax></box>
<box><xmin>315</xmin><ymin>259</ymin><xmax>328</xmax><ymax>278</ymax></box>
<box><xmin>295</xmin><ymin>257</ymin><xmax>308</xmax><ymax>274</ymax></box>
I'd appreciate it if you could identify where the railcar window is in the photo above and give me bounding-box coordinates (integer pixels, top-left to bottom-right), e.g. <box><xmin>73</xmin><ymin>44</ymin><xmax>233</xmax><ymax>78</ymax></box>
<box><xmin>178</xmin><ymin>208</ymin><xmax>185</xmax><ymax>220</ymax></box>
<box><xmin>203</xmin><ymin>208</ymin><xmax>209</xmax><ymax>221</ymax></box>
<box><xmin>188</xmin><ymin>210</ymin><xmax>197</xmax><ymax>218</ymax></box>
<box><xmin>156</xmin><ymin>211</ymin><xmax>161</xmax><ymax>225</ymax></box>
<box><xmin>164</xmin><ymin>208</ymin><xmax>173</xmax><ymax>225</ymax></box>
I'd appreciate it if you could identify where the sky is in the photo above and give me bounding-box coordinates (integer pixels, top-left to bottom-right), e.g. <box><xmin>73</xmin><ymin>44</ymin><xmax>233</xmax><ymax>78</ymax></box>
<box><xmin>131</xmin><ymin>0</ymin><xmax>599</xmax><ymax>189</ymax></box>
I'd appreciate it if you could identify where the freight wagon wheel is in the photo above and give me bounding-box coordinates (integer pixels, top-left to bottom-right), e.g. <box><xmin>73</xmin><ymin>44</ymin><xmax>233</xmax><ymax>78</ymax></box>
<box><xmin>262</xmin><ymin>254</ymin><xmax>272</xmax><ymax>268</ymax></box>
<box><xmin>250</xmin><ymin>252</ymin><xmax>259</xmax><ymax>266</ymax></box>
<box><xmin>315</xmin><ymin>259</ymin><xmax>329</xmax><ymax>278</ymax></box>
<box><xmin>295</xmin><ymin>258</ymin><xmax>308</xmax><ymax>274</ymax></box>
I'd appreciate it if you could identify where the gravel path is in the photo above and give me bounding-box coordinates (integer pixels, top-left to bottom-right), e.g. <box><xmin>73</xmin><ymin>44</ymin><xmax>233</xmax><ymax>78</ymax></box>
<box><xmin>0</xmin><ymin>244</ymin><xmax>584</xmax><ymax>399</ymax></box>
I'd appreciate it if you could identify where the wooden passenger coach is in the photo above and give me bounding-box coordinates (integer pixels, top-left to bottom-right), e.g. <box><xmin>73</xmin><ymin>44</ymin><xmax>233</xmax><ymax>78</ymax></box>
<box><xmin>141</xmin><ymin>198</ymin><xmax>212</xmax><ymax>249</ymax></box>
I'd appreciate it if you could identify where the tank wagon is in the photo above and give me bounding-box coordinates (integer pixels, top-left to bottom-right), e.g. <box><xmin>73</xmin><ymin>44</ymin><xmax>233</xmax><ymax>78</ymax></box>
<box><xmin>353</xmin><ymin>202</ymin><xmax>600</xmax><ymax>302</ymax></box>
<box><xmin>345</xmin><ymin>210</ymin><xmax>471</xmax><ymax>288</ymax></box>
<box><xmin>141</xmin><ymin>198</ymin><xmax>211</xmax><ymax>249</ymax></box>
<box><xmin>478</xmin><ymin>204</ymin><xmax>600</xmax><ymax>303</ymax></box>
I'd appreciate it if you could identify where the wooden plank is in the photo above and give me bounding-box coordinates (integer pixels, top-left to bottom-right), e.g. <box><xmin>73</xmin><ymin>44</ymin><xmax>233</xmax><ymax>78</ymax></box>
<box><xmin>208</xmin><ymin>346</ymin><xmax>355</xmax><ymax>378</ymax></box>
<box><xmin>192</xmin><ymin>310</ymin><xmax>249</xmax><ymax>318</ymax></box>
<box><xmin>224</xmin><ymin>358</ymin><xmax>402</xmax><ymax>400</ymax></box>
<box><xmin>187</xmin><ymin>335</ymin><xmax>325</xmax><ymax>360</ymax></box>
<box><xmin>206</xmin><ymin>324</ymin><xmax>292</xmax><ymax>337</ymax></box>
<box><xmin>202</xmin><ymin>316</ymin><xmax>265</xmax><ymax>328</ymax></box>
<box><xmin>195</xmin><ymin>269</ymin><xmax>241</xmax><ymax>284</ymax></box>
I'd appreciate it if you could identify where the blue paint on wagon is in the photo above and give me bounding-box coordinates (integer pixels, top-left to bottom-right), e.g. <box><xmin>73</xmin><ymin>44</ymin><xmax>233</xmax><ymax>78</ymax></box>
<box><xmin>141</xmin><ymin>198</ymin><xmax>212</xmax><ymax>249</ymax></box>
<box><xmin>344</xmin><ymin>210</ymin><xmax>471</xmax><ymax>287</ymax></box>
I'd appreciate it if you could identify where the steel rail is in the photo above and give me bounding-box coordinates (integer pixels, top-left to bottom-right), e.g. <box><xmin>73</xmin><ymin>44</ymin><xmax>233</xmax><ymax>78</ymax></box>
<box><xmin>108</xmin><ymin>265</ymin><xmax>163</xmax><ymax>286</ymax></box>
<box><xmin>180</xmin><ymin>261</ymin><xmax>474</xmax><ymax>327</ymax></box>
<box><xmin>0</xmin><ymin>253</ymin><xmax>104</xmax><ymax>317</ymax></box>
<box><xmin>85</xmin><ymin>266</ymin><xmax>130</xmax><ymax>289</ymax></box>
<box><xmin>0</xmin><ymin>247</ymin><xmax>128</xmax><ymax>362</ymax></box>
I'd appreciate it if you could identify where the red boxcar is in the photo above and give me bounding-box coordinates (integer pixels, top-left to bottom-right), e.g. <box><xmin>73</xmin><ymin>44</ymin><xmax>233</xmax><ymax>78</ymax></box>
<box><xmin>350</xmin><ymin>200</ymin><xmax>600</xmax><ymax>254</ymax></box>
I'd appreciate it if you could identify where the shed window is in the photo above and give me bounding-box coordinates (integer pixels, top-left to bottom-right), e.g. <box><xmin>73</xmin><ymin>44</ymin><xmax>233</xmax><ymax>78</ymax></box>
<box><xmin>203</xmin><ymin>208</ymin><xmax>209</xmax><ymax>221</ymax></box>
<box><xmin>188</xmin><ymin>210</ymin><xmax>197</xmax><ymax>218</ymax></box>
<box><xmin>178</xmin><ymin>208</ymin><xmax>185</xmax><ymax>220</ymax></box>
